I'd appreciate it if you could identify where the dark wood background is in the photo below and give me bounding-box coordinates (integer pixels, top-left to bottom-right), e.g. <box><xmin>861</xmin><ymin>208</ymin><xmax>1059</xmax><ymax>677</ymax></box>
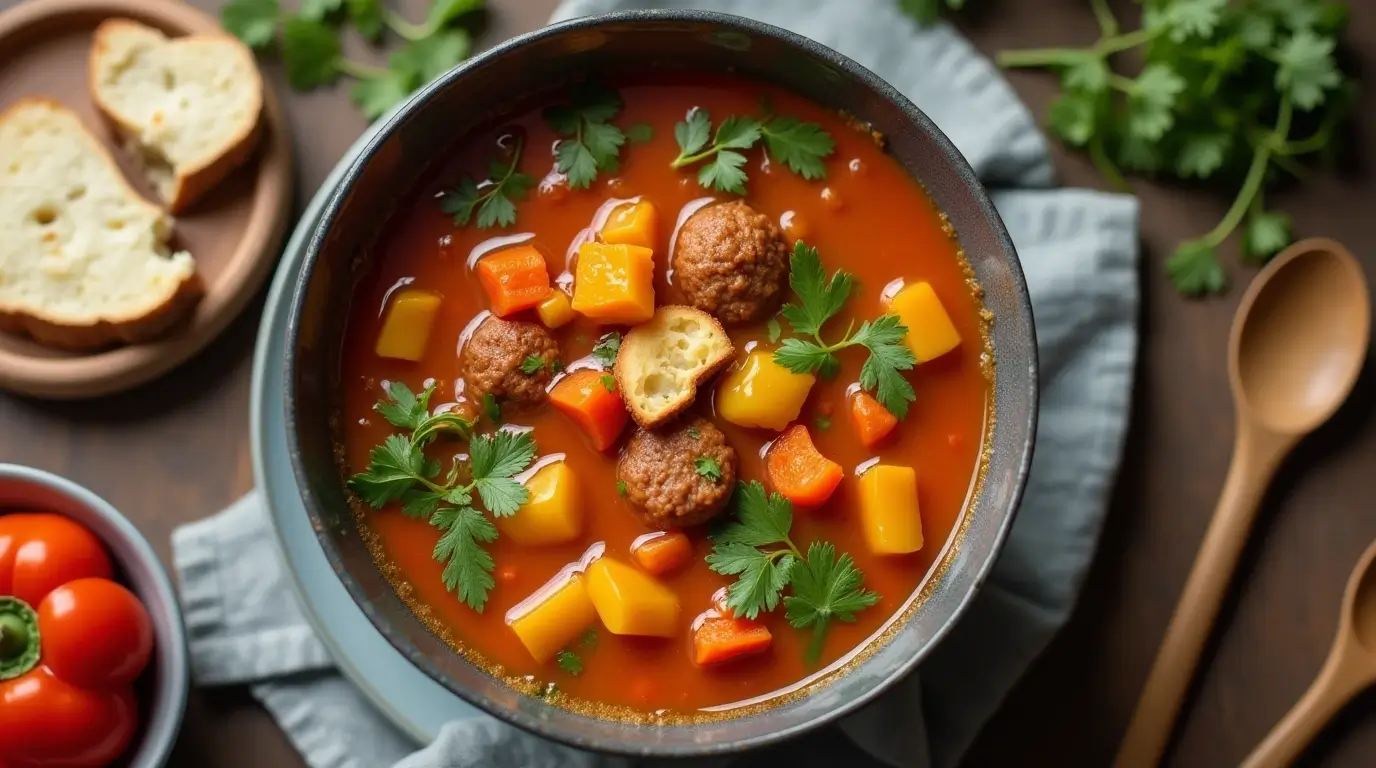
<box><xmin>1</xmin><ymin>0</ymin><xmax>1373</xmax><ymax>765</ymax></box>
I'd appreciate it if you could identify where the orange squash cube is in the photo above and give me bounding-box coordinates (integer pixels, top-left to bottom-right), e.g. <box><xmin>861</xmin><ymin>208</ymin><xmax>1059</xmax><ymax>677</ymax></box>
<box><xmin>600</xmin><ymin>200</ymin><xmax>658</xmax><ymax>249</ymax></box>
<box><xmin>889</xmin><ymin>282</ymin><xmax>961</xmax><ymax>363</ymax></box>
<box><xmin>496</xmin><ymin>462</ymin><xmax>581</xmax><ymax>546</ymax></box>
<box><xmin>585</xmin><ymin>558</ymin><xmax>679</xmax><ymax>637</ymax></box>
<box><xmin>571</xmin><ymin>243</ymin><xmax>655</xmax><ymax>325</ymax></box>
<box><xmin>375</xmin><ymin>289</ymin><xmax>442</xmax><ymax>361</ymax></box>
<box><xmin>507</xmin><ymin>573</ymin><xmax>598</xmax><ymax>662</ymax></box>
<box><xmin>857</xmin><ymin>465</ymin><xmax>924</xmax><ymax>555</ymax></box>
<box><xmin>536</xmin><ymin>290</ymin><xmax>577</xmax><ymax>329</ymax></box>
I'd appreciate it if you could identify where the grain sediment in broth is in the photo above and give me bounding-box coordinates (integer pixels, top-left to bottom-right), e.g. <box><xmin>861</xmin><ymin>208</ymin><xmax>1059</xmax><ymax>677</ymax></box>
<box><xmin>340</xmin><ymin>73</ymin><xmax>993</xmax><ymax>721</ymax></box>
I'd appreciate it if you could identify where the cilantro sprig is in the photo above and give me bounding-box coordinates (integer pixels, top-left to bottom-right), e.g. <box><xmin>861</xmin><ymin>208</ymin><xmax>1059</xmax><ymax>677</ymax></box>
<box><xmin>348</xmin><ymin>381</ymin><xmax>537</xmax><ymax>612</ymax></box>
<box><xmin>438</xmin><ymin>135</ymin><xmax>535</xmax><ymax>229</ymax></box>
<box><xmin>671</xmin><ymin>108</ymin><xmax>835</xmax><ymax>194</ymax></box>
<box><xmin>221</xmin><ymin>0</ymin><xmax>483</xmax><ymax>120</ymax></box>
<box><xmin>707</xmin><ymin>482</ymin><xmax>879</xmax><ymax>663</ymax></box>
<box><xmin>590</xmin><ymin>332</ymin><xmax>621</xmax><ymax>368</ymax></box>
<box><xmin>772</xmin><ymin>242</ymin><xmax>917</xmax><ymax>418</ymax></box>
<box><xmin>543</xmin><ymin>83</ymin><xmax>628</xmax><ymax>189</ymax></box>
<box><xmin>996</xmin><ymin>0</ymin><xmax>1351</xmax><ymax>294</ymax></box>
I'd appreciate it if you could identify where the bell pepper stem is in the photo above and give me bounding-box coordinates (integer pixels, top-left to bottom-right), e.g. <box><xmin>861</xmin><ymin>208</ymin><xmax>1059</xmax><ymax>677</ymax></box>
<box><xmin>0</xmin><ymin>597</ymin><xmax>40</xmax><ymax>680</ymax></box>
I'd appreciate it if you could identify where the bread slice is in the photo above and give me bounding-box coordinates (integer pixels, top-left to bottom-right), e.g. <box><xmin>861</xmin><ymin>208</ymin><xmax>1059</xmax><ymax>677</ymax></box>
<box><xmin>614</xmin><ymin>306</ymin><xmax>734</xmax><ymax>428</ymax></box>
<box><xmin>0</xmin><ymin>98</ymin><xmax>199</xmax><ymax>350</ymax></box>
<box><xmin>89</xmin><ymin>19</ymin><xmax>262</xmax><ymax>213</ymax></box>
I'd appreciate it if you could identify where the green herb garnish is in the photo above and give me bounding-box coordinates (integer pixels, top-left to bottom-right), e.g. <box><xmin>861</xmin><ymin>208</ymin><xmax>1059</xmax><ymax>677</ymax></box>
<box><xmin>599</xmin><ymin>374</ymin><xmax>617</xmax><ymax>393</ymax></box>
<box><xmin>543</xmin><ymin>82</ymin><xmax>627</xmax><ymax>189</ymax></box>
<box><xmin>686</xmin><ymin>427</ymin><xmax>701</xmax><ymax>440</ymax></box>
<box><xmin>997</xmin><ymin>0</ymin><xmax>1351</xmax><ymax>294</ymax></box>
<box><xmin>590</xmin><ymin>332</ymin><xmax>621</xmax><ymax>367</ymax></box>
<box><xmin>814</xmin><ymin>416</ymin><xmax>832</xmax><ymax>431</ymax></box>
<box><xmin>481</xmin><ymin>392</ymin><xmax>501</xmax><ymax>424</ymax></box>
<box><xmin>616</xmin><ymin>480</ymin><xmax>628</xmax><ymax>497</ymax></box>
<box><xmin>555</xmin><ymin>650</ymin><xmax>583</xmax><ymax>675</ymax></box>
<box><xmin>348</xmin><ymin>381</ymin><xmax>536</xmax><ymax>612</ymax></box>
<box><xmin>766</xmin><ymin>317</ymin><xmax>782</xmax><ymax>344</ymax></box>
<box><xmin>707</xmin><ymin>482</ymin><xmax>878</xmax><ymax>662</ymax></box>
<box><xmin>772</xmin><ymin>242</ymin><xmax>916</xmax><ymax>418</ymax></box>
<box><xmin>438</xmin><ymin>135</ymin><xmax>535</xmax><ymax>229</ymax></box>
<box><xmin>695</xmin><ymin>456</ymin><xmax>722</xmax><ymax>483</ymax></box>
<box><xmin>671</xmin><ymin>108</ymin><xmax>834</xmax><ymax>193</ymax></box>
<box><xmin>519</xmin><ymin>355</ymin><xmax>545</xmax><ymax>375</ymax></box>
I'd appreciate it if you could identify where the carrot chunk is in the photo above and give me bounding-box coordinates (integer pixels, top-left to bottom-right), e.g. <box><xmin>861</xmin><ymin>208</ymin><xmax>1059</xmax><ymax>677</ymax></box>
<box><xmin>850</xmin><ymin>390</ymin><xmax>898</xmax><ymax>449</ymax></box>
<box><xmin>631</xmin><ymin>532</ymin><xmax>693</xmax><ymax>576</ymax></box>
<box><xmin>549</xmin><ymin>369</ymin><xmax>629</xmax><ymax>451</ymax></box>
<box><xmin>694</xmin><ymin>616</ymin><xmax>773</xmax><ymax>666</ymax></box>
<box><xmin>475</xmin><ymin>245</ymin><xmax>551</xmax><ymax>317</ymax></box>
<box><xmin>765</xmin><ymin>424</ymin><xmax>843</xmax><ymax>507</ymax></box>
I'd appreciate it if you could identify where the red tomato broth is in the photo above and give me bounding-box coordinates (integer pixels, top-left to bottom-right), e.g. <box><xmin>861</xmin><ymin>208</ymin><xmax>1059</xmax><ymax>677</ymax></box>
<box><xmin>338</xmin><ymin>73</ymin><xmax>991</xmax><ymax>718</ymax></box>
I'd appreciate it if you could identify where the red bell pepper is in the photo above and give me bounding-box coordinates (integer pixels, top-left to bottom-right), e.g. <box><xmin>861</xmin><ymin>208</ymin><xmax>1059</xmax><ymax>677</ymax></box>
<box><xmin>0</xmin><ymin>513</ymin><xmax>154</xmax><ymax>768</ymax></box>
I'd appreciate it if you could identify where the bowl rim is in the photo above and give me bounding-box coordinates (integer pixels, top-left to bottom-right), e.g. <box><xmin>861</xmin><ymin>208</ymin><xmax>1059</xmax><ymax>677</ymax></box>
<box><xmin>0</xmin><ymin>462</ymin><xmax>190</xmax><ymax>768</ymax></box>
<box><xmin>284</xmin><ymin>7</ymin><xmax>1038</xmax><ymax>756</ymax></box>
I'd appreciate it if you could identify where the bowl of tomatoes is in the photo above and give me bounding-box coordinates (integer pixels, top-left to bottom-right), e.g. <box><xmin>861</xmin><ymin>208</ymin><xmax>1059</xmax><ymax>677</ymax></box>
<box><xmin>0</xmin><ymin>464</ymin><xmax>189</xmax><ymax>768</ymax></box>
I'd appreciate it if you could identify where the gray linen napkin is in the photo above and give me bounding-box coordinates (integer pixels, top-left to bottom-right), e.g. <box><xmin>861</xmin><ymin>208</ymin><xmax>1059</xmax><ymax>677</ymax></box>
<box><xmin>171</xmin><ymin>1</ymin><xmax>1139</xmax><ymax>766</ymax></box>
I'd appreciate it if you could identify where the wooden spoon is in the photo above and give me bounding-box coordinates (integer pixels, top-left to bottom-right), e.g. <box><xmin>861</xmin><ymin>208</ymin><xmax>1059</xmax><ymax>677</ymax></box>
<box><xmin>1240</xmin><ymin>538</ymin><xmax>1376</xmax><ymax>768</ymax></box>
<box><xmin>1115</xmin><ymin>238</ymin><xmax>1370</xmax><ymax>768</ymax></box>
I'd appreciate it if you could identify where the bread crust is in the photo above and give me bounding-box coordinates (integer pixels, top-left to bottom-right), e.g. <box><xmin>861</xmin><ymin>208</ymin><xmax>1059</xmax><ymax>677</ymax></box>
<box><xmin>614</xmin><ymin>306</ymin><xmax>734</xmax><ymax>429</ymax></box>
<box><xmin>88</xmin><ymin>18</ymin><xmax>264</xmax><ymax>212</ymax></box>
<box><xmin>0</xmin><ymin>97</ymin><xmax>202</xmax><ymax>351</ymax></box>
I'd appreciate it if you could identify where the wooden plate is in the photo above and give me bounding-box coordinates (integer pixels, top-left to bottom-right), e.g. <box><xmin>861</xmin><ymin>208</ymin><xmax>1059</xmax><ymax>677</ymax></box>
<box><xmin>0</xmin><ymin>0</ymin><xmax>293</xmax><ymax>399</ymax></box>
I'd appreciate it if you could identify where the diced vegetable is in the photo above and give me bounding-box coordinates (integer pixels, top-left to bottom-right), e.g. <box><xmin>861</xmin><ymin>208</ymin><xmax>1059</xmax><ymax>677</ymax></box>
<box><xmin>507</xmin><ymin>573</ymin><xmax>598</xmax><ymax>662</ymax></box>
<box><xmin>374</xmin><ymin>289</ymin><xmax>442</xmax><ymax>361</ymax></box>
<box><xmin>888</xmin><ymin>282</ymin><xmax>960</xmax><ymax>363</ymax></box>
<box><xmin>571</xmin><ymin>242</ymin><xmax>655</xmax><ymax>324</ymax></box>
<box><xmin>693</xmin><ymin>616</ymin><xmax>773</xmax><ymax>666</ymax></box>
<box><xmin>765</xmin><ymin>425</ymin><xmax>843</xmax><ymax>507</ymax></box>
<box><xmin>536</xmin><ymin>290</ymin><xmax>577</xmax><ymax>329</ymax></box>
<box><xmin>584</xmin><ymin>557</ymin><xmax>680</xmax><ymax>637</ymax></box>
<box><xmin>496</xmin><ymin>462</ymin><xmax>581</xmax><ymax>546</ymax></box>
<box><xmin>549</xmin><ymin>370</ymin><xmax>629</xmax><ymax>451</ymax></box>
<box><xmin>475</xmin><ymin>245</ymin><xmax>551</xmax><ymax>317</ymax></box>
<box><xmin>850</xmin><ymin>390</ymin><xmax>898</xmax><ymax>448</ymax></box>
<box><xmin>600</xmin><ymin>200</ymin><xmax>658</xmax><ymax>249</ymax></box>
<box><xmin>716</xmin><ymin>349</ymin><xmax>815</xmax><ymax>431</ymax></box>
<box><xmin>856</xmin><ymin>465</ymin><xmax>923</xmax><ymax>555</ymax></box>
<box><xmin>630</xmin><ymin>532</ymin><xmax>693</xmax><ymax>576</ymax></box>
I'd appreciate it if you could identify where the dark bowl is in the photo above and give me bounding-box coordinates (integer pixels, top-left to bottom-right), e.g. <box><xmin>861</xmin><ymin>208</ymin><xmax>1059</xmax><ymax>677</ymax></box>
<box><xmin>285</xmin><ymin>9</ymin><xmax>1037</xmax><ymax>757</ymax></box>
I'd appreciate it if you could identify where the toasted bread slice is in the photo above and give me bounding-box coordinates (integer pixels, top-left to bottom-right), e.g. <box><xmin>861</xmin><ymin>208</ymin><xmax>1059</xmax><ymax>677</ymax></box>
<box><xmin>0</xmin><ymin>98</ymin><xmax>199</xmax><ymax>350</ymax></box>
<box><xmin>614</xmin><ymin>306</ymin><xmax>734</xmax><ymax>428</ymax></box>
<box><xmin>89</xmin><ymin>19</ymin><xmax>262</xmax><ymax>212</ymax></box>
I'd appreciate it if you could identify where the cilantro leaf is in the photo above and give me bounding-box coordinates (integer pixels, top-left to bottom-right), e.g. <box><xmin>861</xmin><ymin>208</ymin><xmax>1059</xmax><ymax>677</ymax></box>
<box><xmin>439</xmin><ymin>138</ymin><xmax>535</xmax><ymax>229</ymax></box>
<box><xmin>350</xmin><ymin>70</ymin><xmax>413</xmax><ymax>120</ymax></box>
<box><xmin>761</xmin><ymin>116</ymin><xmax>833</xmax><ymax>179</ymax></box>
<box><xmin>1154</xmin><ymin>0</ymin><xmax>1226</xmax><ymax>43</ymax></box>
<box><xmin>715</xmin><ymin>116</ymin><xmax>763</xmax><ymax>151</ymax></box>
<box><xmin>590</xmin><ymin>332</ymin><xmax>621</xmax><ymax>367</ymax></box>
<box><xmin>1176</xmin><ymin>133</ymin><xmax>1231</xmax><ymax>178</ymax></box>
<box><xmin>374</xmin><ymin>380</ymin><xmax>433</xmax><ymax>430</ymax></box>
<box><xmin>697</xmin><ymin>150</ymin><xmax>749</xmax><ymax>195</ymax></box>
<box><xmin>1126</xmin><ymin>64</ymin><xmax>1185</xmax><ymax>141</ymax></box>
<box><xmin>854</xmin><ymin>316</ymin><xmax>917</xmax><ymax>419</ymax></box>
<box><xmin>674</xmin><ymin>109</ymin><xmax>712</xmax><ymax>157</ymax></box>
<box><xmin>545</xmin><ymin>82</ymin><xmax>626</xmax><ymax>189</ymax></box>
<box><xmin>1244</xmin><ymin>209</ymin><xmax>1292</xmax><ymax>262</ymax></box>
<box><xmin>424</xmin><ymin>0</ymin><xmax>484</xmax><ymax>33</ymax></box>
<box><xmin>222</xmin><ymin>0</ymin><xmax>280</xmax><ymax>49</ymax></box>
<box><xmin>599</xmin><ymin>374</ymin><xmax>617</xmax><ymax>392</ymax></box>
<box><xmin>1275</xmin><ymin>30</ymin><xmax>1341</xmax><ymax>110</ymax></box>
<box><xmin>392</xmin><ymin>30</ymin><xmax>471</xmax><ymax>83</ymax></box>
<box><xmin>1168</xmin><ymin>240</ymin><xmax>1227</xmax><ymax>295</ymax></box>
<box><xmin>468</xmin><ymin>430</ymin><xmax>537</xmax><ymax>499</ymax></box>
<box><xmin>706</xmin><ymin>543</ymin><xmax>795</xmax><ymax>620</ymax></box>
<box><xmin>348</xmin><ymin>434</ymin><xmax>429</xmax><ymax>507</ymax></box>
<box><xmin>345</xmin><ymin>0</ymin><xmax>384</xmax><ymax>39</ymax></box>
<box><xmin>519</xmin><ymin>355</ymin><xmax>545</xmax><ymax>375</ymax></box>
<box><xmin>481</xmin><ymin>393</ymin><xmax>501</xmax><ymax>423</ymax></box>
<box><xmin>281</xmin><ymin>16</ymin><xmax>341</xmax><ymax>90</ymax></box>
<box><xmin>784</xmin><ymin>542</ymin><xmax>880</xmax><ymax>663</ymax></box>
<box><xmin>774</xmin><ymin>338</ymin><xmax>841</xmax><ymax>379</ymax></box>
<box><xmin>401</xmin><ymin>488</ymin><xmax>443</xmax><ymax>520</ymax></box>
<box><xmin>1047</xmin><ymin>91</ymin><xmax>1098</xmax><ymax>147</ymax></box>
<box><xmin>714</xmin><ymin>481</ymin><xmax>793</xmax><ymax>548</ymax></box>
<box><xmin>555</xmin><ymin>650</ymin><xmax>583</xmax><ymax>675</ymax></box>
<box><xmin>300</xmin><ymin>0</ymin><xmax>342</xmax><ymax>22</ymax></box>
<box><xmin>695</xmin><ymin>456</ymin><xmax>723</xmax><ymax>482</ymax></box>
<box><xmin>779</xmin><ymin>241</ymin><xmax>853</xmax><ymax>337</ymax></box>
<box><xmin>616</xmin><ymin>479</ymin><xmax>627</xmax><ymax>496</ymax></box>
<box><xmin>1062</xmin><ymin>56</ymin><xmax>1109</xmax><ymax>94</ymax></box>
<box><xmin>431</xmin><ymin>505</ymin><xmax>497</xmax><ymax>612</ymax></box>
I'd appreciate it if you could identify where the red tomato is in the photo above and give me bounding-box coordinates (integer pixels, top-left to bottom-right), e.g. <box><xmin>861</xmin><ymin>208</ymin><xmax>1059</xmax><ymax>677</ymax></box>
<box><xmin>0</xmin><ymin>667</ymin><xmax>138</xmax><ymax>768</ymax></box>
<box><xmin>39</xmin><ymin>578</ymin><xmax>153</xmax><ymax>689</ymax></box>
<box><xmin>0</xmin><ymin>514</ymin><xmax>112</xmax><ymax>606</ymax></box>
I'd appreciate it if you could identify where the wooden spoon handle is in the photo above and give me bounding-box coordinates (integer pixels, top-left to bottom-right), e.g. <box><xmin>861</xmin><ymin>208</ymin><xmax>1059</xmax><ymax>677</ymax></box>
<box><xmin>1115</xmin><ymin>429</ymin><xmax>1291</xmax><ymax>768</ymax></box>
<box><xmin>1241</xmin><ymin>643</ymin><xmax>1373</xmax><ymax>768</ymax></box>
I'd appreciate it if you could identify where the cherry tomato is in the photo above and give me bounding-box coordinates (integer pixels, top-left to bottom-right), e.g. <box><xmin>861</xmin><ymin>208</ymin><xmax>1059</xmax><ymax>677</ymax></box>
<box><xmin>0</xmin><ymin>666</ymin><xmax>138</xmax><ymax>768</ymax></box>
<box><xmin>0</xmin><ymin>514</ymin><xmax>112</xmax><ymax>606</ymax></box>
<box><xmin>39</xmin><ymin>578</ymin><xmax>153</xmax><ymax>689</ymax></box>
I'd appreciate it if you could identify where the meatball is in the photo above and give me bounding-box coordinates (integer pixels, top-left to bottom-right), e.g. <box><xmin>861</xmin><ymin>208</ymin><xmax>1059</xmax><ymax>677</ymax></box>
<box><xmin>460</xmin><ymin>316</ymin><xmax>558</xmax><ymax>408</ymax></box>
<box><xmin>617</xmin><ymin>417</ymin><xmax>738</xmax><ymax>529</ymax></box>
<box><xmin>673</xmin><ymin>200</ymin><xmax>789</xmax><ymax>324</ymax></box>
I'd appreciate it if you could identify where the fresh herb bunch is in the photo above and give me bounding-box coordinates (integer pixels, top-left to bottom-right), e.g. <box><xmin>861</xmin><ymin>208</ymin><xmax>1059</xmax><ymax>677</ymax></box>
<box><xmin>671</xmin><ymin>109</ymin><xmax>836</xmax><ymax>194</ymax></box>
<box><xmin>706</xmin><ymin>481</ymin><xmax>879</xmax><ymax>663</ymax></box>
<box><xmin>997</xmin><ymin>0</ymin><xmax>1350</xmax><ymax>294</ymax></box>
<box><xmin>221</xmin><ymin>0</ymin><xmax>484</xmax><ymax>119</ymax></box>
<box><xmin>543</xmin><ymin>82</ymin><xmax>630</xmax><ymax>189</ymax></box>
<box><xmin>897</xmin><ymin>0</ymin><xmax>969</xmax><ymax>25</ymax></box>
<box><xmin>348</xmin><ymin>381</ymin><xmax>537</xmax><ymax>612</ymax></box>
<box><xmin>772</xmin><ymin>242</ymin><xmax>917</xmax><ymax>418</ymax></box>
<box><xmin>438</xmin><ymin>135</ymin><xmax>535</xmax><ymax>229</ymax></box>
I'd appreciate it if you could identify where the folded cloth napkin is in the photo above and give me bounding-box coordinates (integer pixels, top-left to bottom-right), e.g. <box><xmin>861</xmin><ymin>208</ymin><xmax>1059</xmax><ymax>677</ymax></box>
<box><xmin>171</xmin><ymin>1</ymin><xmax>1139</xmax><ymax>766</ymax></box>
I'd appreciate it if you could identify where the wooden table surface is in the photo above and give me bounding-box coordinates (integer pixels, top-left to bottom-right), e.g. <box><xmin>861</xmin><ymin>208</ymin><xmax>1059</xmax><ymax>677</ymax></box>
<box><xmin>2</xmin><ymin>0</ymin><xmax>1373</xmax><ymax>765</ymax></box>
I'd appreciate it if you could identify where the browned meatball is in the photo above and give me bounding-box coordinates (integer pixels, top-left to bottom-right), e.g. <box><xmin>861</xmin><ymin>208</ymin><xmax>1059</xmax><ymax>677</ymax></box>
<box><xmin>617</xmin><ymin>417</ymin><xmax>737</xmax><ymax>529</ymax></box>
<box><xmin>673</xmin><ymin>200</ymin><xmax>789</xmax><ymax>324</ymax></box>
<box><xmin>461</xmin><ymin>316</ymin><xmax>558</xmax><ymax>408</ymax></box>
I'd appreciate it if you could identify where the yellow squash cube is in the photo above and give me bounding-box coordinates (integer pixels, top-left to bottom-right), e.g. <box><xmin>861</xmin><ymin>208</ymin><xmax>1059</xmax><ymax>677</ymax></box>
<box><xmin>715</xmin><ymin>349</ymin><xmax>816</xmax><ymax>431</ymax></box>
<box><xmin>889</xmin><ymin>282</ymin><xmax>961</xmax><ymax>363</ymax></box>
<box><xmin>374</xmin><ymin>289</ymin><xmax>442</xmax><ymax>361</ymax></box>
<box><xmin>857</xmin><ymin>465</ymin><xmax>924</xmax><ymax>555</ymax></box>
<box><xmin>496</xmin><ymin>462</ymin><xmax>581</xmax><ymax>546</ymax></box>
<box><xmin>536</xmin><ymin>290</ymin><xmax>577</xmax><ymax>329</ymax></box>
<box><xmin>600</xmin><ymin>200</ymin><xmax>658</xmax><ymax>249</ymax></box>
<box><xmin>585</xmin><ymin>557</ymin><xmax>679</xmax><ymax>637</ymax></box>
<box><xmin>507</xmin><ymin>573</ymin><xmax>598</xmax><ymax>662</ymax></box>
<box><xmin>571</xmin><ymin>243</ymin><xmax>656</xmax><ymax>325</ymax></box>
